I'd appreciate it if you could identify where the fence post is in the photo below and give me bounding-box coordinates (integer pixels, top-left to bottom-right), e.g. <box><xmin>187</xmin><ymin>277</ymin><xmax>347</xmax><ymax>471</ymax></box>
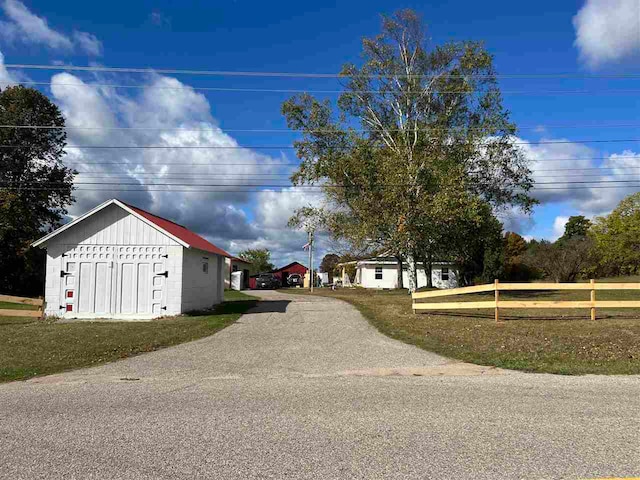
<box><xmin>590</xmin><ymin>278</ymin><xmax>596</xmax><ymax>321</ymax></box>
<box><xmin>494</xmin><ymin>279</ymin><xmax>500</xmax><ymax>323</ymax></box>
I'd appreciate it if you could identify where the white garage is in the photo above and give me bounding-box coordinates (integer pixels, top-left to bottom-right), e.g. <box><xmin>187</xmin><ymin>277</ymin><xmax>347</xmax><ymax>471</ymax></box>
<box><xmin>33</xmin><ymin>199</ymin><xmax>230</xmax><ymax>319</ymax></box>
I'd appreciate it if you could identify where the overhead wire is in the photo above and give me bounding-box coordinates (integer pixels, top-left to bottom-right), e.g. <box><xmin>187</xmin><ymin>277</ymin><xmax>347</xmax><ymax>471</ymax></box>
<box><xmin>0</xmin><ymin>138</ymin><xmax>638</xmax><ymax>149</ymax></box>
<box><xmin>3</xmin><ymin>80</ymin><xmax>640</xmax><ymax>96</ymax></box>
<box><xmin>5</xmin><ymin>63</ymin><xmax>640</xmax><ymax>79</ymax></box>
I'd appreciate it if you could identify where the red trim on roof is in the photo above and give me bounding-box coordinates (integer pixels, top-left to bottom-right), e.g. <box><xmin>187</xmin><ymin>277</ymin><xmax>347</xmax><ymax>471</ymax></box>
<box><xmin>273</xmin><ymin>262</ymin><xmax>307</xmax><ymax>273</ymax></box>
<box><xmin>122</xmin><ymin>201</ymin><xmax>230</xmax><ymax>257</ymax></box>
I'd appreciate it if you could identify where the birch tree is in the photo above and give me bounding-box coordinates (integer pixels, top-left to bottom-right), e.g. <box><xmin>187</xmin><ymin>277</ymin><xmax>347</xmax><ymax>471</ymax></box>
<box><xmin>283</xmin><ymin>9</ymin><xmax>534</xmax><ymax>291</ymax></box>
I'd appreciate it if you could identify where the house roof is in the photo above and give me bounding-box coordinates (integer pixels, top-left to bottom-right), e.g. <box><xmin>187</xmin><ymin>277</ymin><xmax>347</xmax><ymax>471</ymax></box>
<box><xmin>229</xmin><ymin>255</ymin><xmax>252</xmax><ymax>264</ymax></box>
<box><xmin>273</xmin><ymin>261</ymin><xmax>307</xmax><ymax>272</ymax></box>
<box><xmin>33</xmin><ymin>199</ymin><xmax>230</xmax><ymax>257</ymax></box>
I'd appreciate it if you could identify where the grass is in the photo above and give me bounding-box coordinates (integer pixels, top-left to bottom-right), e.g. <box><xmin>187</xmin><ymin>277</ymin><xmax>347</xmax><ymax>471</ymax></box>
<box><xmin>0</xmin><ymin>290</ymin><xmax>257</xmax><ymax>383</ymax></box>
<box><xmin>286</xmin><ymin>280</ymin><xmax>640</xmax><ymax>375</ymax></box>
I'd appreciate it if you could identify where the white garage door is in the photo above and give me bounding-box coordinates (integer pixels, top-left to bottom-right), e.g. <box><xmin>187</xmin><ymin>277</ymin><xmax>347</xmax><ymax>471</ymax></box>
<box><xmin>61</xmin><ymin>245</ymin><xmax>167</xmax><ymax>317</ymax></box>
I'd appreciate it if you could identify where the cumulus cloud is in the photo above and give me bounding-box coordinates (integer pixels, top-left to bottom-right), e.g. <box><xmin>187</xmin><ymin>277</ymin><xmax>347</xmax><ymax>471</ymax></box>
<box><xmin>573</xmin><ymin>0</ymin><xmax>640</xmax><ymax>68</ymax></box>
<box><xmin>551</xmin><ymin>216</ymin><xmax>569</xmax><ymax>240</ymax></box>
<box><xmin>521</xmin><ymin>136</ymin><xmax>598</xmax><ymax>205</ymax></box>
<box><xmin>576</xmin><ymin>149</ymin><xmax>640</xmax><ymax>216</ymax></box>
<box><xmin>0</xmin><ymin>50</ymin><xmax>17</xmax><ymax>85</ymax></box>
<box><xmin>225</xmin><ymin>187</ymin><xmax>325</xmax><ymax>267</ymax></box>
<box><xmin>46</xmin><ymin>70</ymin><xmax>311</xmax><ymax>265</ymax></box>
<box><xmin>0</xmin><ymin>0</ymin><xmax>102</xmax><ymax>55</ymax></box>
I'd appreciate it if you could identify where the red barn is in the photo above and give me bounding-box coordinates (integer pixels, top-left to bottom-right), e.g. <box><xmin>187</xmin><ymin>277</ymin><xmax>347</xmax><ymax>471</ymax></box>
<box><xmin>249</xmin><ymin>261</ymin><xmax>308</xmax><ymax>289</ymax></box>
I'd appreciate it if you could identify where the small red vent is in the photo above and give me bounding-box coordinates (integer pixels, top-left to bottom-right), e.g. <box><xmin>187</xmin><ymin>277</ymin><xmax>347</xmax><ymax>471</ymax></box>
<box><xmin>66</xmin><ymin>291</ymin><xmax>73</xmax><ymax>298</ymax></box>
<box><xmin>66</xmin><ymin>304</ymin><xmax>73</xmax><ymax>312</ymax></box>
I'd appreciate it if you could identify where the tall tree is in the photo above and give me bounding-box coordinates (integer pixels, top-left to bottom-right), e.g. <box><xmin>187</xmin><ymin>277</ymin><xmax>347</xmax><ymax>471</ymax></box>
<box><xmin>560</xmin><ymin>215</ymin><xmax>592</xmax><ymax>242</ymax></box>
<box><xmin>591</xmin><ymin>193</ymin><xmax>640</xmax><ymax>275</ymax></box>
<box><xmin>0</xmin><ymin>86</ymin><xmax>75</xmax><ymax>296</ymax></box>
<box><xmin>282</xmin><ymin>9</ymin><xmax>534</xmax><ymax>292</ymax></box>
<box><xmin>238</xmin><ymin>248</ymin><xmax>275</xmax><ymax>274</ymax></box>
<box><xmin>319</xmin><ymin>253</ymin><xmax>340</xmax><ymax>282</ymax></box>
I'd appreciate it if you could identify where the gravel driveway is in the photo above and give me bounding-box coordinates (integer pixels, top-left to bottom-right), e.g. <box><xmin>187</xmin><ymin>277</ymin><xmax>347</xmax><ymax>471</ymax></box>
<box><xmin>1</xmin><ymin>290</ymin><xmax>639</xmax><ymax>479</ymax></box>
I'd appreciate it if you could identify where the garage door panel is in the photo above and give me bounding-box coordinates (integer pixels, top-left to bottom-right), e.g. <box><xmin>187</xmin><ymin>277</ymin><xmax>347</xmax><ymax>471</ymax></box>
<box><xmin>94</xmin><ymin>262</ymin><xmax>109</xmax><ymax>314</ymax></box>
<box><xmin>77</xmin><ymin>262</ymin><xmax>93</xmax><ymax>313</ymax></box>
<box><xmin>120</xmin><ymin>263</ymin><xmax>135</xmax><ymax>314</ymax></box>
<box><xmin>137</xmin><ymin>263</ymin><xmax>151</xmax><ymax>314</ymax></box>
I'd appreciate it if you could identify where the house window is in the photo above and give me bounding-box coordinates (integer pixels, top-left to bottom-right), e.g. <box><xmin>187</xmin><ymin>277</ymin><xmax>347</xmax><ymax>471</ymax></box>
<box><xmin>232</xmin><ymin>265</ymin><xmax>238</xmax><ymax>272</ymax></box>
<box><xmin>441</xmin><ymin>267</ymin><xmax>449</xmax><ymax>281</ymax></box>
<box><xmin>375</xmin><ymin>266</ymin><xmax>383</xmax><ymax>280</ymax></box>
<box><xmin>202</xmin><ymin>262</ymin><xmax>209</xmax><ymax>274</ymax></box>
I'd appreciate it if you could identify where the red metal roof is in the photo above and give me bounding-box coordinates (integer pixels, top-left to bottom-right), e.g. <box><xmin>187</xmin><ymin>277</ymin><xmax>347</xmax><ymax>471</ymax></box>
<box><xmin>122</xmin><ymin>201</ymin><xmax>230</xmax><ymax>257</ymax></box>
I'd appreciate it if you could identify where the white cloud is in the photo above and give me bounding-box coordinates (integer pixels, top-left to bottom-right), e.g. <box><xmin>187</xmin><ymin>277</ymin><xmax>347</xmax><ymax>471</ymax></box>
<box><xmin>520</xmin><ymin>136</ymin><xmax>640</xmax><ymax>222</ymax></box>
<box><xmin>551</xmin><ymin>216</ymin><xmax>569</xmax><ymax>240</ymax></box>
<box><xmin>0</xmin><ymin>0</ymin><xmax>102</xmax><ymax>56</ymax></box>
<box><xmin>521</xmin><ymin>136</ymin><xmax>598</xmax><ymax>203</ymax></box>
<box><xmin>47</xmin><ymin>71</ymin><xmax>311</xmax><ymax>266</ymax></box>
<box><xmin>576</xmin><ymin>149</ymin><xmax>640</xmax><ymax>216</ymax></box>
<box><xmin>72</xmin><ymin>31</ymin><xmax>103</xmax><ymax>57</ymax></box>
<box><xmin>0</xmin><ymin>50</ymin><xmax>17</xmax><ymax>85</ymax></box>
<box><xmin>573</xmin><ymin>0</ymin><xmax>640</xmax><ymax>68</ymax></box>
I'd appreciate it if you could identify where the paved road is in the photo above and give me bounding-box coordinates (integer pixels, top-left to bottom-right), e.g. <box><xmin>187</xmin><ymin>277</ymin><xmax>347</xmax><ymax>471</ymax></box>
<box><xmin>1</xmin><ymin>291</ymin><xmax>639</xmax><ymax>479</ymax></box>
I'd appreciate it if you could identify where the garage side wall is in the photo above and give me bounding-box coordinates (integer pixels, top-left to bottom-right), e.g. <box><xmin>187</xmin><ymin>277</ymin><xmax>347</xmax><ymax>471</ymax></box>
<box><xmin>181</xmin><ymin>248</ymin><xmax>224</xmax><ymax>312</ymax></box>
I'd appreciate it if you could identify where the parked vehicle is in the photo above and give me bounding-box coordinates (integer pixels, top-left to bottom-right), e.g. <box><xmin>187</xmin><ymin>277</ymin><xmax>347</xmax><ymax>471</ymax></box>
<box><xmin>255</xmin><ymin>273</ymin><xmax>280</xmax><ymax>289</ymax></box>
<box><xmin>287</xmin><ymin>273</ymin><xmax>303</xmax><ymax>287</ymax></box>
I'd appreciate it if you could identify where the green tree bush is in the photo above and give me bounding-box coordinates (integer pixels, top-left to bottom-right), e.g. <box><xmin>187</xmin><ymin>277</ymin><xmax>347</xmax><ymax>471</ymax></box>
<box><xmin>0</xmin><ymin>86</ymin><xmax>75</xmax><ymax>296</ymax></box>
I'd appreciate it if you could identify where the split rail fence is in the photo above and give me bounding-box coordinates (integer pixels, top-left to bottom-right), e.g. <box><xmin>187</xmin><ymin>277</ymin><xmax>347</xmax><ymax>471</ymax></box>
<box><xmin>0</xmin><ymin>294</ymin><xmax>43</xmax><ymax>318</ymax></box>
<box><xmin>412</xmin><ymin>280</ymin><xmax>640</xmax><ymax>322</ymax></box>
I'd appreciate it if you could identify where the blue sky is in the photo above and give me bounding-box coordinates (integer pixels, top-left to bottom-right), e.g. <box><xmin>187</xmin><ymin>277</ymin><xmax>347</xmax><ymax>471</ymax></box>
<box><xmin>1</xmin><ymin>0</ymin><xmax>639</xmax><ymax>265</ymax></box>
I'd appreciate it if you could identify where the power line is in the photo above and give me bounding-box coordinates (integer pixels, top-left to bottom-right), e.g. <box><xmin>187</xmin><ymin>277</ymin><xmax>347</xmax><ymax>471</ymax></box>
<box><xmin>3</xmin><ymin>185</ymin><xmax>640</xmax><ymax>193</ymax></box>
<box><xmin>1</xmin><ymin>139</ymin><xmax>638</xmax><ymax>150</ymax></box>
<box><xmin>4</xmin><ymin>80</ymin><xmax>640</xmax><ymax>96</ymax></box>
<box><xmin>60</xmin><ymin>156</ymin><xmax>640</xmax><ymax>167</ymax></box>
<box><xmin>3</xmin><ymin>122</ymin><xmax>640</xmax><ymax>133</ymax></box>
<box><xmin>70</xmin><ymin>172</ymin><xmax>640</xmax><ymax>180</ymax></box>
<box><xmin>5</xmin><ymin>179</ymin><xmax>640</xmax><ymax>187</ymax></box>
<box><xmin>5</xmin><ymin>63</ymin><xmax>640</xmax><ymax>79</ymax></box>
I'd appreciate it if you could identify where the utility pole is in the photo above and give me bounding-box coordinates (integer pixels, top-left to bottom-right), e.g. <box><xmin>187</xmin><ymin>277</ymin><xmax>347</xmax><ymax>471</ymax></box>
<box><xmin>308</xmin><ymin>230</ymin><xmax>314</xmax><ymax>292</ymax></box>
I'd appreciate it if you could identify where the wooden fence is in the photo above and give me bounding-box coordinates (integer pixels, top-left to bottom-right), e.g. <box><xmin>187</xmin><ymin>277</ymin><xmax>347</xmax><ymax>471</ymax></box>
<box><xmin>412</xmin><ymin>280</ymin><xmax>640</xmax><ymax>322</ymax></box>
<box><xmin>0</xmin><ymin>294</ymin><xmax>43</xmax><ymax>318</ymax></box>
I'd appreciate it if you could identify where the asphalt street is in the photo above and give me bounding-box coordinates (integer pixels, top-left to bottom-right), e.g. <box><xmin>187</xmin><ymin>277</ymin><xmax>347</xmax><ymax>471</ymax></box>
<box><xmin>1</xmin><ymin>290</ymin><xmax>639</xmax><ymax>479</ymax></box>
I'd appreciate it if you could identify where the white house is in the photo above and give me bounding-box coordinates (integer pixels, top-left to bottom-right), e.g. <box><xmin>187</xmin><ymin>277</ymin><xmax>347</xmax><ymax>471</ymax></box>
<box><xmin>224</xmin><ymin>255</ymin><xmax>252</xmax><ymax>290</ymax></box>
<box><xmin>346</xmin><ymin>256</ymin><xmax>458</xmax><ymax>289</ymax></box>
<box><xmin>32</xmin><ymin>199</ymin><xmax>230</xmax><ymax>319</ymax></box>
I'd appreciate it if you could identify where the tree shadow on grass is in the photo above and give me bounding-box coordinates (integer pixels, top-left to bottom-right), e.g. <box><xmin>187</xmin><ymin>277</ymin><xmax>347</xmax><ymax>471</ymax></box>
<box><xmin>185</xmin><ymin>299</ymin><xmax>291</xmax><ymax>317</ymax></box>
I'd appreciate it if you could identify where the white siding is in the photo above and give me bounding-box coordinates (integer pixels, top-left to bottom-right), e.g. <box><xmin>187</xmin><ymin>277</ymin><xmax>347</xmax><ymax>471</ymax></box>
<box><xmin>181</xmin><ymin>248</ymin><xmax>224</xmax><ymax>312</ymax></box>
<box><xmin>224</xmin><ymin>258</ymin><xmax>251</xmax><ymax>289</ymax></box>
<box><xmin>42</xmin><ymin>204</ymin><xmax>185</xmax><ymax>319</ymax></box>
<box><xmin>47</xmin><ymin>203</ymin><xmax>180</xmax><ymax>248</ymax></box>
<box><xmin>359</xmin><ymin>264</ymin><xmax>398</xmax><ymax>289</ymax></box>
<box><xmin>44</xmin><ymin>243</ymin><xmax>183</xmax><ymax>318</ymax></box>
<box><xmin>43</xmin><ymin>244</ymin><xmax>64</xmax><ymax>316</ymax></box>
<box><xmin>358</xmin><ymin>263</ymin><xmax>458</xmax><ymax>289</ymax></box>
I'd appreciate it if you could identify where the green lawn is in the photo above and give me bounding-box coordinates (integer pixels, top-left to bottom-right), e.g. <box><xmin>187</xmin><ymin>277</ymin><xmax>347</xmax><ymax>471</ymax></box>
<box><xmin>0</xmin><ymin>290</ymin><xmax>257</xmax><ymax>383</ymax></box>
<box><xmin>287</xmin><ymin>280</ymin><xmax>640</xmax><ymax>375</ymax></box>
